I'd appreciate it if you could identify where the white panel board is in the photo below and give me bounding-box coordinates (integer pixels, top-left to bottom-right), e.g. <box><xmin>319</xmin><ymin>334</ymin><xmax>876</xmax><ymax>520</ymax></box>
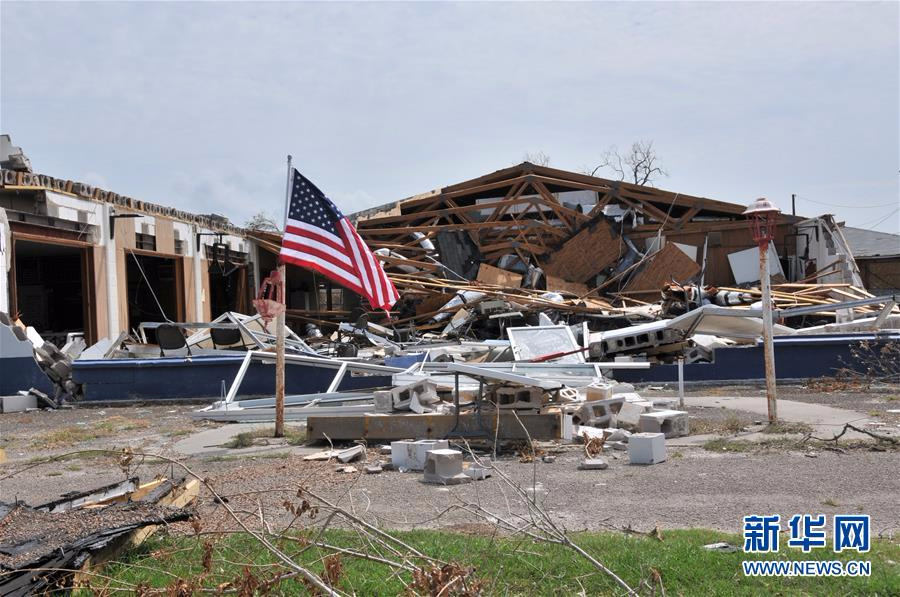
<box><xmin>673</xmin><ymin>242</ymin><xmax>698</xmax><ymax>261</ymax></box>
<box><xmin>727</xmin><ymin>245</ymin><xmax>784</xmax><ymax>284</ymax></box>
<box><xmin>507</xmin><ymin>325</ymin><xmax>584</xmax><ymax>363</ymax></box>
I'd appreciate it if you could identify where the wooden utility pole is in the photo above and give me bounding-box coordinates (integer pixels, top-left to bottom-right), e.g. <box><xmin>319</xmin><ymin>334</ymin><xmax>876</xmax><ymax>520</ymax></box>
<box><xmin>759</xmin><ymin>243</ymin><xmax>778</xmax><ymax>423</ymax></box>
<box><xmin>743</xmin><ymin>197</ymin><xmax>780</xmax><ymax>424</ymax></box>
<box><xmin>274</xmin><ymin>155</ymin><xmax>293</xmax><ymax>438</ymax></box>
<box><xmin>274</xmin><ymin>263</ymin><xmax>286</xmax><ymax>437</ymax></box>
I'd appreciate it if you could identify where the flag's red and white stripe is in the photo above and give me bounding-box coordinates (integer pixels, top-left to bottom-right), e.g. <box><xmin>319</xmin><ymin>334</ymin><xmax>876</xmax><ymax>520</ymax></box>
<box><xmin>280</xmin><ymin>218</ymin><xmax>399</xmax><ymax>311</ymax></box>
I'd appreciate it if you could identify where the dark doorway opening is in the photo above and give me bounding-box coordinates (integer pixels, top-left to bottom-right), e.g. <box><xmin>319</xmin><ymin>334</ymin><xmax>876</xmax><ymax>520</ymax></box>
<box><xmin>208</xmin><ymin>264</ymin><xmax>247</xmax><ymax>319</ymax></box>
<box><xmin>13</xmin><ymin>239</ymin><xmax>89</xmax><ymax>346</ymax></box>
<box><xmin>125</xmin><ymin>252</ymin><xmax>184</xmax><ymax>332</ymax></box>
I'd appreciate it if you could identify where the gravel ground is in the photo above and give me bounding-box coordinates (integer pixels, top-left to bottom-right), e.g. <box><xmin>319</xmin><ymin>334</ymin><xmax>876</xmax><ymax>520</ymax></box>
<box><xmin>3</xmin><ymin>443</ymin><xmax>898</xmax><ymax>536</ymax></box>
<box><xmin>2</xmin><ymin>390</ymin><xmax>899</xmax><ymax>536</ymax></box>
<box><xmin>0</xmin><ymin>404</ymin><xmax>218</xmax><ymax>461</ymax></box>
<box><xmin>644</xmin><ymin>384</ymin><xmax>900</xmax><ymax>426</ymax></box>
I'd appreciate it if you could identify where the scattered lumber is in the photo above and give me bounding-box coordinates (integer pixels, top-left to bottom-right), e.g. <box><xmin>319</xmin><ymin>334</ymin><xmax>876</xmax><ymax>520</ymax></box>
<box><xmin>0</xmin><ymin>477</ymin><xmax>198</xmax><ymax>596</ymax></box>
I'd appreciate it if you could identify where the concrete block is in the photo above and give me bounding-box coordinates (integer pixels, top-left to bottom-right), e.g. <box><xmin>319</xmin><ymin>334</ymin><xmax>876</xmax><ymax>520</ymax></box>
<box><xmin>616</xmin><ymin>401</ymin><xmax>654</xmax><ymax>429</ymax></box>
<box><xmin>373</xmin><ymin>391</ymin><xmax>393</xmax><ymax>414</ymax></box>
<box><xmin>607</xmin><ymin>440</ymin><xmax>628</xmax><ymax>451</ymax></box>
<box><xmin>2</xmin><ymin>394</ymin><xmax>38</xmax><ymax>412</ymax></box>
<box><xmin>494</xmin><ymin>386</ymin><xmax>542</xmax><ymax>410</ymax></box>
<box><xmin>561</xmin><ymin>412</ymin><xmax>574</xmax><ymax>441</ymax></box>
<box><xmin>50</xmin><ymin>360</ymin><xmax>73</xmax><ymax>380</ymax></box>
<box><xmin>390</xmin><ymin>439</ymin><xmax>449</xmax><ymax>471</ymax></box>
<box><xmin>638</xmin><ymin>410</ymin><xmax>690</xmax><ymax>438</ymax></box>
<box><xmin>584</xmin><ymin>384</ymin><xmax>614</xmax><ymax>401</ymax></box>
<box><xmin>463</xmin><ymin>462</ymin><xmax>492</xmax><ymax>480</ymax></box>
<box><xmin>62</xmin><ymin>337</ymin><xmax>86</xmax><ymax>359</ymax></box>
<box><xmin>337</xmin><ymin>445</ymin><xmax>365</xmax><ymax>463</ymax></box>
<box><xmin>423</xmin><ymin>448</ymin><xmax>470</xmax><ymax>485</ymax></box>
<box><xmin>651</xmin><ymin>397</ymin><xmax>678</xmax><ymax>410</ymax></box>
<box><xmin>578</xmin><ymin>458</ymin><xmax>609</xmax><ymax>470</ymax></box>
<box><xmin>604</xmin><ymin>428</ymin><xmax>632</xmax><ymax>443</ymax></box>
<box><xmin>391</xmin><ymin>381</ymin><xmax>440</xmax><ymax>413</ymax></box>
<box><xmin>615</xmin><ymin>392</ymin><xmax>649</xmax><ymax>404</ymax></box>
<box><xmin>574</xmin><ymin>396</ymin><xmax>625</xmax><ymax>427</ymax></box>
<box><xmin>557</xmin><ymin>387</ymin><xmax>581</xmax><ymax>403</ymax></box>
<box><xmin>573</xmin><ymin>425</ymin><xmax>605</xmax><ymax>440</ymax></box>
<box><xmin>628</xmin><ymin>432</ymin><xmax>666</xmax><ymax>464</ymax></box>
<box><xmin>610</xmin><ymin>383</ymin><xmax>635</xmax><ymax>394</ymax></box>
<box><xmin>365</xmin><ymin>464</ymin><xmax>383</xmax><ymax>474</ymax></box>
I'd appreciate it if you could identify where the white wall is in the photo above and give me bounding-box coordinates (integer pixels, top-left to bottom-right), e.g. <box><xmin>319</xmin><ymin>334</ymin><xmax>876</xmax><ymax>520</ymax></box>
<box><xmin>0</xmin><ymin>207</ymin><xmax>10</xmax><ymax>314</ymax></box>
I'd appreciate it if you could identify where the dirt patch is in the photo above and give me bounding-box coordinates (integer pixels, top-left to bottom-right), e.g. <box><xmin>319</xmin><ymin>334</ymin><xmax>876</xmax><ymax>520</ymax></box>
<box><xmin>0</xmin><ymin>405</ymin><xmax>220</xmax><ymax>460</ymax></box>
<box><xmin>3</xmin><ymin>391</ymin><xmax>899</xmax><ymax>535</ymax></box>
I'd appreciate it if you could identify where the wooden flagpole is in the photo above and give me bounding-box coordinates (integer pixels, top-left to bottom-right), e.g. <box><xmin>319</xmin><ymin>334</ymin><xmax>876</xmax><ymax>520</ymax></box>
<box><xmin>275</xmin><ymin>155</ymin><xmax>293</xmax><ymax>438</ymax></box>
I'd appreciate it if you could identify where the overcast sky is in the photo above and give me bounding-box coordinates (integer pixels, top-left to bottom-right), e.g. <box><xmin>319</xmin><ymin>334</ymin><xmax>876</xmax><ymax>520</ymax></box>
<box><xmin>2</xmin><ymin>2</ymin><xmax>898</xmax><ymax>234</ymax></box>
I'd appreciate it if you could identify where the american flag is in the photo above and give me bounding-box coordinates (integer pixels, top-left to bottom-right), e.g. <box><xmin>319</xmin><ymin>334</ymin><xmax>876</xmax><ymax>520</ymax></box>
<box><xmin>280</xmin><ymin>168</ymin><xmax>399</xmax><ymax>311</ymax></box>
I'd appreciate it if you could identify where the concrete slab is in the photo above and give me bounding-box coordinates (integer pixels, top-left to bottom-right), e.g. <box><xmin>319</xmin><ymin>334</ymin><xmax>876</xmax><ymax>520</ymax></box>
<box><xmin>173</xmin><ymin>423</ymin><xmax>313</xmax><ymax>457</ymax></box>
<box><xmin>2</xmin><ymin>394</ymin><xmax>38</xmax><ymax>413</ymax></box>
<box><xmin>683</xmin><ymin>396</ymin><xmax>874</xmax><ymax>440</ymax></box>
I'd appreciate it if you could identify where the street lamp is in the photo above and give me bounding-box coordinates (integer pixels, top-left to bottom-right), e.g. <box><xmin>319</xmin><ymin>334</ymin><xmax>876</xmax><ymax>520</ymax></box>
<box><xmin>743</xmin><ymin>197</ymin><xmax>781</xmax><ymax>423</ymax></box>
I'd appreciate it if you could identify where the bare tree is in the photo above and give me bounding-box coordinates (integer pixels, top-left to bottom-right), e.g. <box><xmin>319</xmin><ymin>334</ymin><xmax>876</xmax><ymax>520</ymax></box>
<box><xmin>589</xmin><ymin>140</ymin><xmax>667</xmax><ymax>186</ymax></box>
<box><xmin>522</xmin><ymin>151</ymin><xmax>551</xmax><ymax>167</ymax></box>
<box><xmin>245</xmin><ymin>210</ymin><xmax>280</xmax><ymax>231</ymax></box>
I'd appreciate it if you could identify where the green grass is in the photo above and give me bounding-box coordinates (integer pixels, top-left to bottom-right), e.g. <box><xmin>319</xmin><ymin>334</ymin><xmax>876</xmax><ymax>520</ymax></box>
<box><xmin>202</xmin><ymin>451</ymin><xmax>292</xmax><ymax>463</ymax></box>
<box><xmin>81</xmin><ymin>529</ymin><xmax>899</xmax><ymax>596</ymax></box>
<box><xmin>33</xmin><ymin>416</ymin><xmax>150</xmax><ymax>448</ymax></box>
<box><xmin>703</xmin><ymin>437</ymin><xmax>790</xmax><ymax>453</ymax></box>
<box><xmin>762</xmin><ymin>421</ymin><xmax>814</xmax><ymax>435</ymax></box>
<box><xmin>222</xmin><ymin>426</ymin><xmax>307</xmax><ymax>449</ymax></box>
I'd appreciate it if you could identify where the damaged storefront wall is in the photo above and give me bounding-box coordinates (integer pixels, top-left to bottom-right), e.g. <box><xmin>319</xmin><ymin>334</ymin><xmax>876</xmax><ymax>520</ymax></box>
<box><xmin>0</xmin><ymin>138</ymin><xmax>254</xmax><ymax>349</ymax></box>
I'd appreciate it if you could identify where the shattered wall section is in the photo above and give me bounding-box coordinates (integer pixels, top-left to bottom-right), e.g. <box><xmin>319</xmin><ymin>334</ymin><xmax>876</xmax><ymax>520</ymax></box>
<box><xmin>541</xmin><ymin>218</ymin><xmax>622</xmax><ymax>283</ymax></box>
<box><xmin>623</xmin><ymin>243</ymin><xmax>701</xmax><ymax>294</ymax></box>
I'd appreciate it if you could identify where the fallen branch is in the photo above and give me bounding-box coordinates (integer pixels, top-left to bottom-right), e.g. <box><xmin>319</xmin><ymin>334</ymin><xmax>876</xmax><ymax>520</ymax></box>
<box><xmin>803</xmin><ymin>423</ymin><xmax>899</xmax><ymax>445</ymax></box>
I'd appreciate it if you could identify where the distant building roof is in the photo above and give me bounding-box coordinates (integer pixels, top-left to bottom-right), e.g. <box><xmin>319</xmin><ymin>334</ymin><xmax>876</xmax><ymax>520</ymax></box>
<box><xmin>841</xmin><ymin>226</ymin><xmax>900</xmax><ymax>258</ymax></box>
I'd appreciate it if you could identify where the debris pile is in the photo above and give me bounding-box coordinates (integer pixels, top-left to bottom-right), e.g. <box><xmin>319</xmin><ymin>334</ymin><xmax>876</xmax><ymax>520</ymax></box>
<box><xmin>0</xmin><ymin>312</ymin><xmax>81</xmax><ymax>406</ymax></box>
<box><xmin>0</xmin><ymin>477</ymin><xmax>198</xmax><ymax>596</ymax></box>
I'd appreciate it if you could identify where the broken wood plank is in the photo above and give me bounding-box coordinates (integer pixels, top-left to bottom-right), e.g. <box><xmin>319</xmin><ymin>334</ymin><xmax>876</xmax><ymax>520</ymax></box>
<box><xmin>476</xmin><ymin>263</ymin><xmax>523</xmax><ymax>287</ymax></box>
<box><xmin>622</xmin><ymin>243</ymin><xmax>701</xmax><ymax>293</ymax></box>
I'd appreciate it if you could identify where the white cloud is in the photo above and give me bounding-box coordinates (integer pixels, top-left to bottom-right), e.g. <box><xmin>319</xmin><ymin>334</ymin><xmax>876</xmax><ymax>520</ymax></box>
<box><xmin>1</xmin><ymin>1</ymin><xmax>897</xmax><ymax>233</ymax></box>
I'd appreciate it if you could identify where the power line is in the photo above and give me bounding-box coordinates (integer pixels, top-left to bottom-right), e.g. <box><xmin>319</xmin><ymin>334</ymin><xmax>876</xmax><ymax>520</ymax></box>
<box><xmin>856</xmin><ymin>207</ymin><xmax>899</xmax><ymax>230</ymax></box>
<box><xmin>797</xmin><ymin>195</ymin><xmax>897</xmax><ymax>209</ymax></box>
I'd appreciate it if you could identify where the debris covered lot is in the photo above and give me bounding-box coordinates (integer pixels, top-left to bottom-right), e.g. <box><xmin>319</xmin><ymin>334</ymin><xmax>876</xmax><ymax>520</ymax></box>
<box><xmin>2</xmin><ymin>147</ymin><xmax>900</xmax><ymax>594</ymax></box>
<box><xmin>3</xmin><ymin>386</ymin><xmax>898</xmax><ymax>533</ymax></box>
<box><xmin>2</xmin><ymin>386</ymin><xmax>899</xmax><ymax>594</ymax></box>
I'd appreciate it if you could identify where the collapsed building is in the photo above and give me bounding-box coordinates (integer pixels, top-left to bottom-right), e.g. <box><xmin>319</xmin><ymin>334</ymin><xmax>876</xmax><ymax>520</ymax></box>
<box><xmin>349</xmin><ymin>161</ymin><xmax>892</xmax><ymax>325</ymax></box>
<box><xmin>1</xmin><ymin>138</ymin><xmax>898</xmax><ymax>406</ymax></box>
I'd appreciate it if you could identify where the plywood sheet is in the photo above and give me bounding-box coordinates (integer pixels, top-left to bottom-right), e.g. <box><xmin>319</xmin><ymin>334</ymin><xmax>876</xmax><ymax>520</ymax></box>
<box><xmin>200</xmin><ymin>259</ymin><xmax>211</xmax><ymax>321</ymax></box>
<box><xmin>623</xmin><ymin>243</ymin><xmax>700</xmax><ymax>293</ymax></box>
<box><xmin>541</xmin><ymin>220</ymin><xmax>621</xmax><ymax>283</ymax></box>
<box><xmin>477</xmin><ymin>263</ymin><xmax>522</xmax><ymax>287</ymax></box>
<box><xmin>114</xmin><ymin>217</ymin><xmax>136</xmax><ymax>250</ymax></box>
<box><xmin>545</xmin><ymin>274</ymin><xmax>588</xmax><ymax>296</ymax></box>
<box><xmin>92</xmin><ymin>247</ymin><xmax>108</xmax><ymax>340</ymax></box>
<box><xmin>155</xmin><ymin>218</ymin><xmax>175</xmax><ymax>255</ymax></box>
<box><xmin>182</xmin><ymin>256</ymin><xmax>196</xmax><ymax>321</ymax></box>
<box><xmin>116</xmin><ymin>249</ymin><xmax>128</xmax><ymax>332</ymax></box>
